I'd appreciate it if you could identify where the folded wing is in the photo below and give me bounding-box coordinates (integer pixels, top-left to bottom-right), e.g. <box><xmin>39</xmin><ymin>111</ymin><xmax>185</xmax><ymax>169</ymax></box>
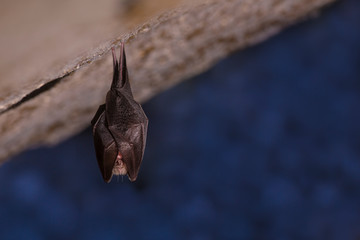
<box><xmin>91</xmin><ymin>104</ymin><xmax>117</xmax><ymax>183</ymax></box>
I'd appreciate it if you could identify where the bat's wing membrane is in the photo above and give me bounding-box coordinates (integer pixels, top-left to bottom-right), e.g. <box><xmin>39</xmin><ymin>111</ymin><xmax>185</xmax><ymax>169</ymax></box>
<box><xmin>91</xmin><ymin>107</ymin><xmax>117</xmax><ymax>183</ymax></box>
<box><xmin>91</xmin><ymin>104</ymin><xmax>105</xmax><ymax>127</ymax></box>
<box><xmin>108</xmin><ymin>119</ymin><xmax>147</xmax><ymax>181</ymax></box>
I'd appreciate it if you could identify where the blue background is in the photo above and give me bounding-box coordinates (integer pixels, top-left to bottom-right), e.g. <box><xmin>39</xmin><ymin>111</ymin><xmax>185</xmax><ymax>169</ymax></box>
<box><xmin>1</xmin><ymin>1</ymin><xmax>360</xmax><ymax>239</ymax></box>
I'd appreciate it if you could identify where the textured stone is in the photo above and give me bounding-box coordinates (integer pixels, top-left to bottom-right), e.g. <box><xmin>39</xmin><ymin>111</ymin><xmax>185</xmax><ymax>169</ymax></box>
<box><xmin>0</xmin><ymin>0</ymin><xmax>336</xmax><ymax>163</ymax></box>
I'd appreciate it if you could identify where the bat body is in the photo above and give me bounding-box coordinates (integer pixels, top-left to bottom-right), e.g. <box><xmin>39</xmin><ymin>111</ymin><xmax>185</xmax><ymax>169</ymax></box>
<box><xmin>91</xmin><ymin>43</ymin><xmax>148</xmax><ymax>182</ymax></box>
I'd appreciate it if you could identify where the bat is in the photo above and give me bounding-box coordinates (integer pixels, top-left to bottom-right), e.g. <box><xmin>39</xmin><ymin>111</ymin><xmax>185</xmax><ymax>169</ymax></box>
<box><xmin>91</xmin><ymin>42</ymin><xmax>148</xmax><ymax>182</ymax></box>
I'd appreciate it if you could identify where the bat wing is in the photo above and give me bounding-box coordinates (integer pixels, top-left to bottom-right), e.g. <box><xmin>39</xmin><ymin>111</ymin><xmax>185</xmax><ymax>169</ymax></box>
<box><xmin>127</xmin><ymin>119</ymin><xmax>148</xmax><ymax>181</ymax></box>
<box><xmin>108</xmin><ymin>119</ymin><xmax>148</xmax><ymax>181</ymax></box>
<box><xmin>91</xmin><ymin>105</ymin><xmax>117</xmax><ymax>183</ymax></box>
<box><xmin>91</xmin><ymin>104</ymin><xmax>105</xmax><ymax>127</ymax></box>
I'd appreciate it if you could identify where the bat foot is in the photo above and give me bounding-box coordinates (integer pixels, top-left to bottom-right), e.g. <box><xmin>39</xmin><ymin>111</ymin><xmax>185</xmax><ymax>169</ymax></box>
<box><xmin>112</xmin><ymin>153</ymin><xmax>127</xmax><ymax>176</ymax></box>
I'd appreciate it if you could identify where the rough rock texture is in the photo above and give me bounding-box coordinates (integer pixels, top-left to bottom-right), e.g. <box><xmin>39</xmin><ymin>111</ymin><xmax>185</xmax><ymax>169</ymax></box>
<box><xmin>0</xmin><ymin>0</ymin><xmax>335</xmax><ymax>164</ymax></box>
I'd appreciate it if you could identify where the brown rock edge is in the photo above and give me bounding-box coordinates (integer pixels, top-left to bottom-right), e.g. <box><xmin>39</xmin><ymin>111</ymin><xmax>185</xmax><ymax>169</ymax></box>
<box><xmin>0</xmin><ymin>0</ymin><xmax>336</xmax><ymax>164</ymax></box>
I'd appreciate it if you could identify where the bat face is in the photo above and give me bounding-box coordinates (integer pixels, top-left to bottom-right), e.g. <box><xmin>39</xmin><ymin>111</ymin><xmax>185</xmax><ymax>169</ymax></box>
<box><xmin>91</xmin><ymin>43</ymin><xmax>148</xmax><ymax>182</ymax></box>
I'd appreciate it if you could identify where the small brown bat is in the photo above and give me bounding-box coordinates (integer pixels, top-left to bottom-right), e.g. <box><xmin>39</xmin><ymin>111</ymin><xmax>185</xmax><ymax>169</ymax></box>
<box><xmin>91</xmin><ymin>42</ymin><xmax>148</xmax><ymax>182</ymax></box>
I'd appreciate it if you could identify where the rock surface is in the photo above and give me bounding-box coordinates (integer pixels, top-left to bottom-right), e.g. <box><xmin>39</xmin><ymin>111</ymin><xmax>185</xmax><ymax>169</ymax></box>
<box><xmin>0</xmin><ymin>0</ymin><xmax>335</xmax><ymax>163</ymax></box>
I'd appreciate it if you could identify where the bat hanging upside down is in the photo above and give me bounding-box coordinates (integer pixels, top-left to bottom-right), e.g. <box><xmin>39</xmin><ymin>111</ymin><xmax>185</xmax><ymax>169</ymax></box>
<box><xmin>91</xmin><ymin>42</ymin><xmax>148</xmax><ymax>182</ymax></box>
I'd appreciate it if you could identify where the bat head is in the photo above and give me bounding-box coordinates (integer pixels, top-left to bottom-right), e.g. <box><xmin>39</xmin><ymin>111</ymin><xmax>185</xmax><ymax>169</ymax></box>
<box><xmin>112</xmin><ymin>152</ymin><xmax>127</xmax><ymax>176</ymax></box>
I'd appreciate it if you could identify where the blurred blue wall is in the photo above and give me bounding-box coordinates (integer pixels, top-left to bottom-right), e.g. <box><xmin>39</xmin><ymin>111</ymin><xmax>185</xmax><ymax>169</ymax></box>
<box><xmin>0</xmin><ymin>1</ymin><xmax>360</xmax><ymax>239</ymax></box>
